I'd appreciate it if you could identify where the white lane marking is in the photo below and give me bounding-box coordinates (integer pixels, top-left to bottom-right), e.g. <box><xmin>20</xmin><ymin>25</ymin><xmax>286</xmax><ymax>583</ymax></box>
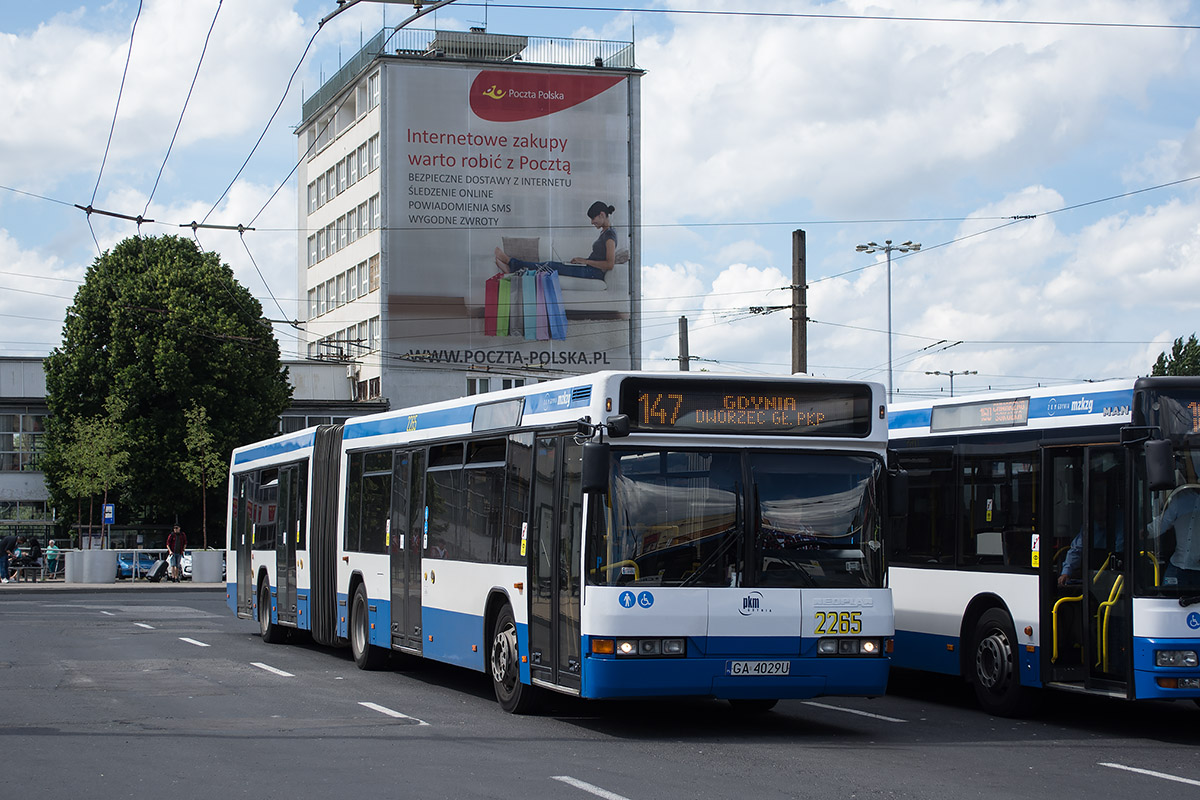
<box><xmin>100</xmin><ymin>611</ymin><xmax>115</xmax><ymax>616</ymax></box>
<box><xmin>802</xmin><ymin>701</ymin><xmax>908</xmax><ymax>723</ymax></box>
<box><xmin>358</xmin><ymin>701</ymin><xmax>430</xmax><ymax>726</ymax></box>
<box><xmin>251</xmin><ymin>662</ymin><xmax>294</xmax><ymax>677</ymax></box>
<box><xmin>1101</xmin><ymin>762</ymin><xmax>1200</xmax><ymax>787</ymax></box>
<box><xmin>134</xmin><ymin>623</ymin><xmax>154</xmax><ymax>630</ymax></box>
<box><xmin>179</xmin><ymin>637</ymin><xmax>210</xmax><ymax>648</ymax></box>
<box><xmin>552</xmin><ymin>776</ymin><xmax>632</xmax><ymax>800</ymax></box>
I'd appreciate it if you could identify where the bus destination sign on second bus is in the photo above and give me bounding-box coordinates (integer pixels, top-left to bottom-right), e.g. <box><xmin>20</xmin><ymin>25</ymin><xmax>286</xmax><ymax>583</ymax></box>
<box><xmin>619</xmin><ymin>379</ymin><xmax>872</xmax><ymax>436</ymax></box>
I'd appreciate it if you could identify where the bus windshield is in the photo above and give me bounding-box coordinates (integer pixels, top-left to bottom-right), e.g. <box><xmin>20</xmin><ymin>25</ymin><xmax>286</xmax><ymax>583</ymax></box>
<box><xmin>1136</xmin><ymin>445</ymin><xmax>1200</xmax><ymax>597</ymax></box>
<box><xmin>588</xmin><ymin>450</ymin><xmax>883</xmax><ymax>589</ymax></box>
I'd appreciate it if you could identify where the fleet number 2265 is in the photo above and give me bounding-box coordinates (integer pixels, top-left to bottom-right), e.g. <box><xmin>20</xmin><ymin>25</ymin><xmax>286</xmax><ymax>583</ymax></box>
<box><xmin>814</xmin><ymin>610</ymin><xmax>862</xmax><ymax>634</ymax></box>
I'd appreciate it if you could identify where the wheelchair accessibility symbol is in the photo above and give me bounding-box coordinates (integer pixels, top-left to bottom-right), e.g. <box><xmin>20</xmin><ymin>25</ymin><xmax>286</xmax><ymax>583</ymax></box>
<box><xmin>618</xmin><ymin>590</ymin><xmax>654</xmax><ymax>609</ymax></box>
<box><xmin>1188</xmin><ymin>612</ymin><xmax>1200</xmax><ymax>630</ymax></box>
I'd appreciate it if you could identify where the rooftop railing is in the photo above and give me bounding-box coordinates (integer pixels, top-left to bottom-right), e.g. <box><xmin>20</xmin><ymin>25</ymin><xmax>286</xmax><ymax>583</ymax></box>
<box><xmin>303</xmin><ymin>28</ymin><xmax>636</xmax><ymax>122</ymax></box>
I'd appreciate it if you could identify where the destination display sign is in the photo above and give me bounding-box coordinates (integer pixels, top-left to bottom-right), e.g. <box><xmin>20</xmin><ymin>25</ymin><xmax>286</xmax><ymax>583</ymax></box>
<box><xmin>618</xmin><ymin>379</ymin><xmax>873</xmax><ymax>436</ymax></box>
<box><xmin>1146</xmin><ymin>390</ymin><xmax>1200</xmax><ymax>436</ymax></box>
<box><xmin>929</xmin><ymin>397</ymin><xmax>1030</xmax><ymax>433</ymax></box>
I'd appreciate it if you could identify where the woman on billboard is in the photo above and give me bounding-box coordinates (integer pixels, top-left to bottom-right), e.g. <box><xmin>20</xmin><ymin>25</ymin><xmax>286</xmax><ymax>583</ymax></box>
<box><xmin>494</xmin><ymin>200</ymin><xmax>617</xmax><ymax>280</ymax></box>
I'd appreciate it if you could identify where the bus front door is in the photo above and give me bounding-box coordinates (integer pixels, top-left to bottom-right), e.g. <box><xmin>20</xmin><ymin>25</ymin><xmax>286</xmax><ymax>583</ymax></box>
<box><xmin>235</xmin><ymin>475</ymin><xmax>253</xmax><ymax>617</ymax></box>
<box><xmin>391</xmin><ymin>450</ymin><xmax>423</xmax><ymax>652</ymax></box>
<box><xmin>527</xmin><ymin>436</ymin><xmax>583</xmax><ymax>692</ymax></box>
<box><xmin>1043</xmin><ymin>446</ymin><xmax>1129</xmax><ymax>692</ymax></box>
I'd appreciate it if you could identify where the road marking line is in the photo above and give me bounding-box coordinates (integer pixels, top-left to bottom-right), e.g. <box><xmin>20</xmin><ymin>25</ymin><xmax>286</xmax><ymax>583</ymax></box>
<box><xmin>1101</xmin><ymin>762</ymin><xmax>1200</xmax><ymax>787</ymax></box>
<box><xmin>251</xmin><ymin>662</ymin><xmax>294</xmax><ymax>677</ymax></box>
<box><xmin>134</xmin><ymin>623</ymin><xmax>154</xmax><ymax>629</ymax></box>
<box><xmin>358</xmin><ymin>701</ymin><xmax>430</xmax><ymax>726</ymax></box>
<box><xmin>802</xmin><ymin>701</ymin><xmax>908</xmax><ymax>723</ymax></box>
<box><xmin>552</xmin><ymin>776</ymin><xmax>632</xmax><ymax>800</ymax></box>
<box><xmin>100</xmin><ymin>611</ymin><xmax>115</xmax><ymax>616</ymax></box>
<box><xmin>179</xmin><ymin>637</ymin><xmax>210</xmax><ymax>647</ymax></box>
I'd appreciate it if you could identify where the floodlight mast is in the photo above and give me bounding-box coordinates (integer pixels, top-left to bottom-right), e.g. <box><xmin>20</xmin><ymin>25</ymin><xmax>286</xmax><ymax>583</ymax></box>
<box><xmin>855</xmin><ymin>239</ymin><xmax>921</xmax><ymax>402</ymax></box>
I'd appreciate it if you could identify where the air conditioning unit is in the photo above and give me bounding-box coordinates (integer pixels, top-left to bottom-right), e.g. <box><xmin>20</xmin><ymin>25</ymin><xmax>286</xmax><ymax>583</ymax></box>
<box><xmin>347</xmin><ymin>364</ymin><xmax>360</xmax><ymax>379</ymax></box>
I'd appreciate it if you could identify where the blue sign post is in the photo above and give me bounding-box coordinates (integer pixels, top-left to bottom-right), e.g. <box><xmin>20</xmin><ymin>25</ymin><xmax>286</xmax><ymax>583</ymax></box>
<box><xmin>103</xmin><ymin>504</ymin><xmax>115</xmax><ymax>525</ymax></box>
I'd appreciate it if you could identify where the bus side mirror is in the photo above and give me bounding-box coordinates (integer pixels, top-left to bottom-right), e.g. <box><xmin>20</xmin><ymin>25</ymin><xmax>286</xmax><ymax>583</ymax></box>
<box><xmin>1146</xmin><ymin>439</ymin><xmax>1175</xmax><ymax>492</ymax></box>
<box><xmin>888</xmin><ymin>469</ymin><xmax>909</xmax><ymax>517</ymax></box>
<box><xmin>582</xmin><ymin>442</ymin><xmax>611</xmax><ymax>494</ymax></box>
<box><xmin>606</xmin><ymin>414</ymin><xmax>630</xmax><ymax>438</ymax></box>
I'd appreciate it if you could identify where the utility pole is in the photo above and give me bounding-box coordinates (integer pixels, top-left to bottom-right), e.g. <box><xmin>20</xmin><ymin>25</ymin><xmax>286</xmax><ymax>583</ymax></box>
<box><xmin>792</xmin><ymin>229</ymin><xmax>807</xmax><ymax>375</ymax></box>
<box><xmin>678</xmin><ymin>316</ymin><xmax>690</xmax><ymax>371</ymax></box>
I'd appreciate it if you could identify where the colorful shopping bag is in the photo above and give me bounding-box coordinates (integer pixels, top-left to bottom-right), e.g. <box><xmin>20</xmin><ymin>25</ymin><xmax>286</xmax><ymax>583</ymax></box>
<box><xmin>522</xmin><ymin>271</ymin><xmax>538</xmax><ymax>340</ymax></box>
<box><xmin>509</xmin><ymin>272</ymin><xmax>524</xmax><ymax>338</ymax></box>
<box><xmin>496</xmin><ymin>275</ymin><xmax>511</xmax><ymax>337</ymax></box>
<box><xmin>535</xmin><ymin>271</ymin><xmax>550</xmax><ymax>341</ymax></box>
<box><xmin>484</xmin><ymin>273</ymin><xmax>501</xmax><ymax>336</ymax></box>
<box><xmin>542</xmin><ymin>269</ymin><xmax>567</xmax><ymax>340</ymax></box>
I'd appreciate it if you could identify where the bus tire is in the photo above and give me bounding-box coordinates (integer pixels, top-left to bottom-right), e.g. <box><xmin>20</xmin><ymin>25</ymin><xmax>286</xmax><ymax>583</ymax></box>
<box><xmin>490</xmin><ymin>605</ymin><xmax>540</xmax><ymax>714</ymax></box>
<box><xmin>258</xmin><ymin>581</ymin><xmax>283</xmax><ymax>644</ymax></box>
<box><xmin>729</xmin><ymin>698</ymin><xmax>778</xmax><ymax>714</ymax></box>
<box><xmin>350</xmin><ymin>583</ymin><xmax>387</xmax><ymax>670</ymax></box>
<box><xmin>971</xmin><ymin>608</ymin><xmax>1032</xmax><ymax>717</ymax></box>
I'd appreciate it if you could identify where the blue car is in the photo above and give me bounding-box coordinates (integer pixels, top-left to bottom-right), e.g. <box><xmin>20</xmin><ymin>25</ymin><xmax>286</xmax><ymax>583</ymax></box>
<box><xmin>116</xmin><ymin>551</ymin><xmax>159</xmax><ymax>579</ymax></box>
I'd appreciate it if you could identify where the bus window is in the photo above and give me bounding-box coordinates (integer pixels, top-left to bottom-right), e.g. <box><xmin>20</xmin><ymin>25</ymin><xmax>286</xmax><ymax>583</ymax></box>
<box><xmin>890</xmin><ymin>451</ymin><xmax>954</xmax><ymax>565</ymax></box>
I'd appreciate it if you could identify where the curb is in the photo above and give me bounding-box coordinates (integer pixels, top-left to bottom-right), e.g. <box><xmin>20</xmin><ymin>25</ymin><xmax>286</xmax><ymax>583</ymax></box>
<box><xmin>0</xmin><ymin>582</ymin><xmax>226</xmax><ymax>595</ymax></box>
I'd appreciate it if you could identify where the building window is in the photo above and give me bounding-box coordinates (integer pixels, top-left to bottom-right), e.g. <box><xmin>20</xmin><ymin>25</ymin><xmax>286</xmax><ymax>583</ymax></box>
<box><xmin>346</xmin><ymin>265</ymin><xmax>358</xmax><ymax>302</ymax></box>
<box><xmin>337</xmin><ymin>215</ymin><xmax>348</xmax><ymax>251</ymax></box>
<box><xmin>337</xmin><ymin>274</ymin><xmax>347</xmax><ymax>307</ymax></box>
<box><xmin>358</xmin><ymin>260</ymin><xmax>369</xmax><ymax>296</ymax></box>
<box><xmin>369</xmin><ymin>194</ymin><xmax>380</xmax><ymax>231</ymax></box>
<box><xmin>348</xmin><ymin>152</ymin><xmax>358</xmax><ymax>186</ymax></box>
<box><xmin>369</xmin><ymin>255</ymin><xmax>380</xmax><ymax>292</ymax></box>
<box><xmin>307</xmin><ymin>182</ymin><xmax>317</xmax><ymax>214</ymax></box>
<box><xmin>326</xmin><ymin>223</ymin><xmax>336</xmax><ymax>256</ymax></box>
<box><xmin>346</xmin><ymin>208</ymin><xmax>357</xmax><ymax>245</ymax></box>
<box><xmin>369</xmin><ymin>135</ymin><xmax>380</xmax><ymax>172</ymax></box>
<box><xmin>369</xmin><ymin>316</ymin><xmax>381</xmax><ymax>351</ymax></box>
<box><xmin>357</xmin><ymin>201</ymin><xmax>369</xmax><ymax>238</ymax></box>
<box><xmin>326</xmin><ymin>167</ymin><xmax>337</xmax><ymax>201</ymax></box>
<box><xmin>368</xmin><ymin>72</ymin><xmax>380</xmax><ymax>110</ymax></box>
<box><xmin>307</xmin><ymin>235</ymin><xmax>317</xmax><ymax>268</ymax></box>
<box><xmin>317</xmin><ymin>174</ymin><xmax>326</xmax><ymax>208</ymax></box>
<box><xmin>358</xmin><ymin>143</ymin><xmax>368</xmax><ymax>181</ymax></box>
<box><xmin>317</xmin><ymin>229</ymin><xmax>327</xmax><ymax>262</ymax></box>
<box><xmin>0</xmin><ymin>413</ymin><xmax>45</xmax><ymax>472</ymax></box>
<box><xmin>337</xmin><ymin>160</ymin><xmax>347</xmax><ymax>194</ymax></box>
<box><xmin>308</xmin><ymin>288</ymin><xmax>318</xmax><ymax>319</ymax></box>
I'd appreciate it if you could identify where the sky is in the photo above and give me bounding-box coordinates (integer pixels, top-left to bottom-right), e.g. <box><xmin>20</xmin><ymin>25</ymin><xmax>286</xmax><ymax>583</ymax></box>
<box><xmin>3</xmin><ymin>0</ymin><xmax>1199</xmax><ymax>400</ymax></box>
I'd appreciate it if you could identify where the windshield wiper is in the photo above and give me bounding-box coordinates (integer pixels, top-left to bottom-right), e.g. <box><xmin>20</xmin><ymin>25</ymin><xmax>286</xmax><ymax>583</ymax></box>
<box><xmin>1179</xmin><ymin>595</ymin><xmax>1200</xmax><ymax>608</ymax></box>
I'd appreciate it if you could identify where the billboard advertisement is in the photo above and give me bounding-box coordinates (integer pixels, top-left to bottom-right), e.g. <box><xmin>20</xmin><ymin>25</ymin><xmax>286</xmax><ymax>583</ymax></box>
<box><xmin>386</xmin><ymin>61</ymin><xmax>638</xmax><ymax>371</ymax></box>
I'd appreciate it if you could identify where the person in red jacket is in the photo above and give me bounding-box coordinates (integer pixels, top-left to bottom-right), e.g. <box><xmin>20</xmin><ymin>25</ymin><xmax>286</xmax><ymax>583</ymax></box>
<box><xmin>166</xmin><ymin>525</ymin><xmax>187</xmax><ymax>583</ymax></box>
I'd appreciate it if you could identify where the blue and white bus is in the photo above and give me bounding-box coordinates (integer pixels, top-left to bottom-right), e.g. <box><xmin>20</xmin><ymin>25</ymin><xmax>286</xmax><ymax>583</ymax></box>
<box><xmin>227</xmin><ymin>371</ymin><xmax>897</xmax><ymax>713</ymax></box>
<box><xmin>888</xmin><ymin>376</ymin><xmax>1200</xmax><ymax>715</ymax></box>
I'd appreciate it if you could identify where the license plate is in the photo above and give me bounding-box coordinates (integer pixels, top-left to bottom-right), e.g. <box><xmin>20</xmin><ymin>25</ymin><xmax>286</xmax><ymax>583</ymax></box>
<box><xmin>726</xmin><ymin>660</ymin><xmax>791</xmax><ymax>676</ymax></box>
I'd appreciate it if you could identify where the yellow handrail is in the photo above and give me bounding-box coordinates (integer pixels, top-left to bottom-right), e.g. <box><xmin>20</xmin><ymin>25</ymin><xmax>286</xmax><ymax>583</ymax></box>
<box><xmin>1096</xmin><ymin>575</ymin><xmax>1125</xmax><ymax>672</ymax></box>
<box><xmin>594</xmin><ymin>559</ymin><xmax>640</xmax><ymax>580</ymax></box>
<box><xmin>1051</xmin><ymin>593</ymin><xmax>1082</xmax><ymax>663</ymax></box>
<box><xmin>1139</xmin><ymin>550</ymin><xmax>1161</xmax><ymax>587</ymax></box>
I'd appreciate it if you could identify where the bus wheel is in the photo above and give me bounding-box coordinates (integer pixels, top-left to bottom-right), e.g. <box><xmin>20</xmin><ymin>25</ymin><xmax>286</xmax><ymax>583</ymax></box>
<box><xmin>729</xmin><ymin>698</ymin><xmax>778</xmax><ymax>714</ymax></box>
<box><xmin>971</xmin><ymin>609</ymin><xmax>1032</xmax><ymax>717</ymax></box>
<box><xmin>490</xmin><ymin>605</ymin><xmax>540</xmax><ymax>714</ymax></box>
<box><xmin>258</xmin><ymin>581</ymin><xmax>283</xmax><ymax>644</ymax></box>
<box><xmin>350</xmin><ymin>584</ymin><xmax>387</xmax><ymax>670</ymax></box>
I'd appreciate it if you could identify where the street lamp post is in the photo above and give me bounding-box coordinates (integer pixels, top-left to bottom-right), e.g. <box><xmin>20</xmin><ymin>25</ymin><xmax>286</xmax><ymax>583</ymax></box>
<box><xmin>925</xmin><ymin>369</ymin><xmax>977</xmax><ymax>397</ymax></box>
<box><xmin>856</xmin><ymin>239</ymin><xmax>921</xmax><ymax>402</ymax></box>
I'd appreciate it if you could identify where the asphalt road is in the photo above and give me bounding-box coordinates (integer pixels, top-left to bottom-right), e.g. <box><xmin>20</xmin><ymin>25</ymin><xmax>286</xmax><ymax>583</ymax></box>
<box><xmin>2</xmin><ymin>587</ymin><xmax>1199</xmax><ymax>799</ymax></box>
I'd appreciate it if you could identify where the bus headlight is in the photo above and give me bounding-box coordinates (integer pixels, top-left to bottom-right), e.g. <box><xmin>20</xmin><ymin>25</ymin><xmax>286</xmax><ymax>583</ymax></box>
<box><xmin>1156</xmin><ymin>650</ymin><xmax>1198</xmax><ymax>667</ymax></box>
<box><xmin>818</xmin><ymin>638</ymin><xmax>884</xmax><ymax>657</ymax></box>
<box><xmin>601</xmin><ymin>638</ymin><xmax>687</xmax><ymax>658</ymax></box>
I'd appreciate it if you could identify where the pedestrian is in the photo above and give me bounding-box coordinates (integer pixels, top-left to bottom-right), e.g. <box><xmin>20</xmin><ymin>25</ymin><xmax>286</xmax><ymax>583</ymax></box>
<box><xmin>0</xmin><ymin>532</ymin><xmax>16</xmax><ymax>584</ymax></box>
<box><xmin>45</xmin><ymin>539</ymin><xmax>60</xmax><ymax>577</ymax></box>
<box><xmin>166</xmin><ymin>525</ymin><xmax>187</xmax><ymax>583</ymax></box>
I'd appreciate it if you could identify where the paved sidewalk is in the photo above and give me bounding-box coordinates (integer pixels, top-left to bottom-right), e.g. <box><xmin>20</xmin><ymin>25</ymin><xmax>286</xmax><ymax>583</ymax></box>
<box><xmin>0</xmin><ymin>580</ymin><xmax>225</xmax><ymax>593</ymax></box>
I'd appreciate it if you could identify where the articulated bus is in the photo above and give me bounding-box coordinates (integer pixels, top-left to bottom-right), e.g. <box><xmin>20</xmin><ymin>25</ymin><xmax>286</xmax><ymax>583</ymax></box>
<box><xmin>888</xmin><ymin>376</ymin><xmax>1200</xmax><ymax>715</ymax></box>
<box><xmin>227</xmin><ymin>371</ymin><xmax>897</xmax><ymax>713</ymax></box>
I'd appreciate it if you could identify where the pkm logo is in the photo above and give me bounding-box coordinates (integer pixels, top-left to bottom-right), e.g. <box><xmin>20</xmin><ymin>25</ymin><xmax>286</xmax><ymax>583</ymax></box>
<box><xmin>739</xmin><ymin>591</ymin><xmax>769</xmax><ymax>616</ymax></box>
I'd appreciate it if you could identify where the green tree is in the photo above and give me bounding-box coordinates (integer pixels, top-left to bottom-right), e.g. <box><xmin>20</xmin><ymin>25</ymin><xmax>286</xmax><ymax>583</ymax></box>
<box><xmin>43</xmin><ymin>235</ymin><xmax>291</xmax><ymax>535</ymax></box>
<box><xmin>180</xmin><ymin>402</ymin><xmax>228</xmax><ymax>549</ymax></box>
<box><xmin>1152</xmin><ymin>334</ymin><xmax>1200</xmax><ymax>376</ymax></box>
<box><xmin>56</xmin><ymin>398</ymin><xmax>131</xmax><ymax>547</ymax></box>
